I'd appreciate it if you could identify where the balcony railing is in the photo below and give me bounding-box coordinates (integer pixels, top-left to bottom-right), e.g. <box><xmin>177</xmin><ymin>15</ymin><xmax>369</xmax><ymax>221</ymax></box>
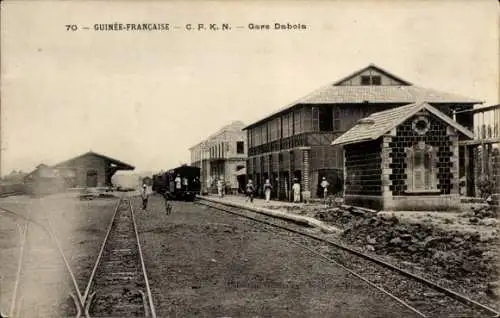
<box><xmin>455</xmin><ymin>105</ymin><xmax>500</xmax><ymax>145</ymax></box>
<box><xmin>248</xmin><ymin>132</ymin><xmax>340</xmax><ymax>156</ymax></box>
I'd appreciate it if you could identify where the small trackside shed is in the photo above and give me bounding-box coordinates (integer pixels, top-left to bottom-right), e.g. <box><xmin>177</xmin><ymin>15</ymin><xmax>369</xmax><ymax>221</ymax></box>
<box><xmin>53</xmin><ymin>151</ymin><xmax>135</xmax><ymax>188</ymax></box>
<box><xmin>332</xmin><ymin>102</ymin><xmax>474</xmax><ymax>211</ymax></box>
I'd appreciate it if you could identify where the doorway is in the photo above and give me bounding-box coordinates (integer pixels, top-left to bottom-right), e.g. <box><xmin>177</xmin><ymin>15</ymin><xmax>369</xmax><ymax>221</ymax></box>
<box><xmin>86</xmin><ymin>170</ymin><xmax>98</xmax><ymax>187</ymax></box>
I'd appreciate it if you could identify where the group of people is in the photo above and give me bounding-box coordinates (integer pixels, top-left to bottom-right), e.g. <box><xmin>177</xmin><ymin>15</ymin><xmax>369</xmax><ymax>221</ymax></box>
<box><xmin>140</xmin><ymin>175</ymin><xmax>332</xmax><ymax>210</ymax></box>
<box><xmin>242</xmin><ymin>176</ymin><xmax>330</xmax><ymax>203</ymax></box>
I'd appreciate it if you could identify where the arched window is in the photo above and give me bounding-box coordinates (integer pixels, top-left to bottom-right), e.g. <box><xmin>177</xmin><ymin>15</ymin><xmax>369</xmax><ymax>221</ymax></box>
<box><xmin>405</xmin><ymin>141</ymin><xmax>438</xmax><ymax>192</ymax></box>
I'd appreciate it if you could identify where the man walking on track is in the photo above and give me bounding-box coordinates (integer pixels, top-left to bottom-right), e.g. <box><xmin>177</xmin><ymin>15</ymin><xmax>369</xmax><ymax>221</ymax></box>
<box><xmin>164</xmin><ymin>194</ymin><xmax>172</xmax><ymax>215</ymax></box>
<box><xmin>141</xmin><ymin>184</ymin><xmax>150</xmax><ymax>210</ymax></box>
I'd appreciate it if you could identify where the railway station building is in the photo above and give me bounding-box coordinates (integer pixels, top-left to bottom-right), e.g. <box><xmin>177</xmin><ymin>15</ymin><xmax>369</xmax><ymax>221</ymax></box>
<box><xmin>332</xmin><ymin>102</ymin><xmax>474</xmax><ymax>211</ymax></box>
<box><xmin>243</xmin><ymin>64</ymin><xmax>482</xmax><ymax>201</ymax></box>
<box><xmin>189</xmin><ymin>121</ymin><xmax>247</xmax><ymax>194</ymax></box>
<box><xmin>25</xmin><ymin>151</ymin><xmax>135</xmax><ymax>194</ymax></box>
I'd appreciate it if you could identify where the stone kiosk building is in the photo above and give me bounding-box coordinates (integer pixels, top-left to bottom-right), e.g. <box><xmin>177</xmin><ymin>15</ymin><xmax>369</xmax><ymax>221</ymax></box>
<box><xmin>332</xmin><ymin>102</ymin><xmax>474</xmax><ymax>211</ymax></box>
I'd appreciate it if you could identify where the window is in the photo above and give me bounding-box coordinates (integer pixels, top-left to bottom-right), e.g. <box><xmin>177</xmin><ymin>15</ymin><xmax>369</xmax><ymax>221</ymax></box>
<box><xmin>412</xmin><ymin>116</ymin><xmax>430</xmax><ymax>135</ymax></box>
<box><xmin>333</xmin><ymin>107</ymin><xmax>341</xmax><ymax>130</ymax></box>
<box><xmin>371</xmin><ymin>76</ymin><xmax>381</xmax><ymax>85</ymax></box>
<box><xmin>319</xmin><ymin>107</ymin><xmax>333</xmax><ymax>131</ymax></box>
<box><xmin>262</xmin><ymin>124</ymin><xmax>268</xmax><ymax>144</ymax></box>
<box><xmin>312</xmin><ymin>107</ymin><xmax>319</xmax><ymax>132</ymax></box>
<box><xmin>282</xmin><ymin>114</ymin><xmax>290</xmax><ymax>138</ymax></box>
<box><xmin>236</xmin><ymin>141</ymin><xmax>244</xmax><ymax>154</ymax></box>
<box><xmin>294</xmin><ymin>109</ymin><xmax>301</xmax><ymax>134</ymax></box>
<box><xmin>269</xmin><ymin>118</ymin><xmax>278</xmax><ymax>141</ymax></box>
<box><xmin>405</xmin><ymin>141</ymin><xmax>438</xmax><ymax>192</ymax></box>
<box><xmin>277</xmin><ymin>117</ymin><xmax>282</xmax><ymax>139</ymax></box>
<box><xmin>255</xmin><ymin>126</ymin><xmax>262</xmax><ymax>146</ymax></box>
<box><xmin>361</xmin><ymin>75</ymin><xmax>382</xmax><ymax>86</ymax></box>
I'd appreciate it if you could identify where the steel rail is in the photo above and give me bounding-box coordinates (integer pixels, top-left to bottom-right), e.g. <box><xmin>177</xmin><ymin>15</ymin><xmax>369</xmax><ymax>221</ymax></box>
<box><xmin>43</xmin><ymin>207</ymin><xmax>86</xmax><ymax>311</ymax></box>
<box><xmin>198</xmin><ymin>200</ymin><xmax>425</xmax><ymax>317</ymax></box>
<box><xmin>7</xmin><ymin>212</ymin><xmax>29</xmax><ymax>317</ymax></box>
<box><xmin>197</xmin><ymin>200</ymin><xmax>500</xmax><ymax>318</ymax></box>
<box><xmin>78</xmin><ymin>197</ymin><xmax>122</xmax><ymax>318</ymax></box>
<box><xmin>0</xmin><ymin>206</ymin><xmax>86</xmax><ymax>316</ymax></box>
<box><xmin>129</xmin><ymin>199</ymin><xmax>157</xmax><ymax>318</ymax></box>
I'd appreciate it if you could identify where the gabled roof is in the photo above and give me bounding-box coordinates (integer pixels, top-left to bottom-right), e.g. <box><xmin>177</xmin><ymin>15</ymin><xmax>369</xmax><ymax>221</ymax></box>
<box><xmin>331</xmin><ymin>102</ymin><xmax>474</xmax><ymax>146</ymax></box>
<box><xmin>243</xmin><ymin>64</ymin><xmax>483</xmax><ymax>130</ymax></box>
<box><xmin>53</xmin><ymin>151</ymin><xmax>135</xmax><ymax>170</ymax></box>
<box><xmin>333</xmin><ymin>63</ymin><xmax>412</xmax><ymax>86</ymax></box>
<box><xmin>189</xmin><ymin>121</ymin><xmax>245</xmax><ymax>150</ymax></box>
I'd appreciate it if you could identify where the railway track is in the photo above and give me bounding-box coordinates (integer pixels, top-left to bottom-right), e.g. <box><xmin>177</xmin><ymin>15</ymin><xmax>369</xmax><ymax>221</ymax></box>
<box><xmin>197</xmin><ymin>199</ymin><xmax>500</xmax><ymax>318</ymax></box>
<box><xmin>0</xmin><ymin>206</ymin><xmax>84</xmax><ymax>318</ymax></box>
<box><xmin>80</xmin><ymin>197</ymin><xmax>156</xmax><ymax>318</ymax></box>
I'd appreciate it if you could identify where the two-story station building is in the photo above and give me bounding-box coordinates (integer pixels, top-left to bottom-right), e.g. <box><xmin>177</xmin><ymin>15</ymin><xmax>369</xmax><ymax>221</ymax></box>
<box><xmin>243</xmin><ymin>64</ymin><xmax>482</xmax><ymax>201</ymax></box>
<box><xmin>189</xmin><ymin>121</ymin><xmax>247</xmax><ymax>194</ymax></box>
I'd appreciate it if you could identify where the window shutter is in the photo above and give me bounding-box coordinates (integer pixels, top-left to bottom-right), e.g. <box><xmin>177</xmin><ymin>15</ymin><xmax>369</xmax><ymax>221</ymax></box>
<box><xmin>312</xmin><ymin>107</ymin><xmax>319</xmax><ymax>132</ymax></box>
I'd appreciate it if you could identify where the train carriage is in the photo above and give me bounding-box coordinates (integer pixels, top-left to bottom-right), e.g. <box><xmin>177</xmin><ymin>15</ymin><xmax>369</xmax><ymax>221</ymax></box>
<box><xmin>153</xmin><ymin>165</ymin><xmax>200</xmax><ymax>201</ymax></box>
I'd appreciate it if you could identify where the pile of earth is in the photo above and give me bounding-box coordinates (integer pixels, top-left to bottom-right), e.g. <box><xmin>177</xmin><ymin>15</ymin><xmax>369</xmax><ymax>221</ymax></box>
<box><xmin>313</xmin><ymin>205</ymin><xmax>499</xmax><ymax>300</ymax></box>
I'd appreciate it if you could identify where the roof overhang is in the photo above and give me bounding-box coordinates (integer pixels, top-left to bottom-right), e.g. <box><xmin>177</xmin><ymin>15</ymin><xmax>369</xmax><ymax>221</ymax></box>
<box><xmin>331</xmin><ymin>102</ymin><xmax>475</xmax><ymax>146</ymax></box>
<box><xmin>53</xmin><ymin>151</ymin><xmax>135</xmax><ymax>170</ymax></box>
<box><xmin>332</xmin><ymin>137</ymin><xmax>373</xmax><ymax>147</ymax></box>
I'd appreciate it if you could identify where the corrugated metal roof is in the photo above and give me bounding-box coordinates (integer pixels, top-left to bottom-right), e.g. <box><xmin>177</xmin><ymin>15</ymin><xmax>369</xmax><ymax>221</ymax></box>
<box><xmin>243</xmin><ymin>65</ymin><xmax>483</xmax><ymax>130</ymax></box>
<box><xmin>332</xmin><ymin>63</ymin><xmax>413</xmax><ymax>86</ymax></box>
<box><xmin>53</xmin><ymin>151</ymin><xmax>135</xmax><ymax>170</ymax></box>
<box><xmin>331</xmin><ymin>102</ymin><xmax>474</xmax><ymax>146</ymax></box>
<box><xmin>189</xmin><ymin>121</ymin><xmax>246</xmax><ymax>150</ymax></box>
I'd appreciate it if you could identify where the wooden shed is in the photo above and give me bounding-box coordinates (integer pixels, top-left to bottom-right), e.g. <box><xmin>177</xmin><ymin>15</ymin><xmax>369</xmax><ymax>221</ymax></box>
<box><xmin>332</xmin><ymin>102</ymin><xmax>474</xmax><ymax>211</ymax></box>
<box><xmin>52</xmin><ymin>151</ymin><xmax>135</xmax><ymax>189</ymax></box>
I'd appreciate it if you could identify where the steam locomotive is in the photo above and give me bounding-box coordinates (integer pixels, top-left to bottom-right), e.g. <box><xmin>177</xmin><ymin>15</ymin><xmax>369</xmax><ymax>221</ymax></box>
<box><xmin>152</xmin><ymin>165</ymin><xmax>200</xmax><ymax>201</ymax></box>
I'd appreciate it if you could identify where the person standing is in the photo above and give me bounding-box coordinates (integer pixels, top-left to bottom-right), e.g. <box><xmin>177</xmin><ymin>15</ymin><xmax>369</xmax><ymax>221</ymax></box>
<box><xmin>217</xmin><ymin>178</ymin><xmax>224</xmax><ymax>198</ymax></box>
<box><xmin>292</xmin><ymin>179</ymin><xmax>301</xmax><ymax>203</ymax></box>
<box><xmin>245</xmin><ymin>179</ymin><xmax>255</xmax><ymax>203</ymax></box>
<box><xmin>141</xmin><ymin>184</ymin><xmax>149</xmax><ymax>210</ymax></box>
<box><xmin>175</xmin><ymin>174</ymin><xmax>182</xmax><ymax>190</ymax></box>
<box><xmin>264</xmin><ymin>179</ymin><xmax>272</xmax><ymax>202</ymax></box>
<box><xmin>321</xmin><ymin>177</ymin><xmax>330</xmax><ymax>198</ymax></box>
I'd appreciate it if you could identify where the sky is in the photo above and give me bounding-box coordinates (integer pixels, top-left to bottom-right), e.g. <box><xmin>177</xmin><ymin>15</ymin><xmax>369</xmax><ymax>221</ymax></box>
<box><xmin>1</xmin><ymin>0</ymin><xmax>498</xmax><ymax>176</ymax></box>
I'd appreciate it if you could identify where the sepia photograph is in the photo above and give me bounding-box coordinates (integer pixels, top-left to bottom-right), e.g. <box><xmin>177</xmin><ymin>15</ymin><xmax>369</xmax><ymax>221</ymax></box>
<box><xmin>0</xmin><ymin>0</ymin><xmax>499</xmax><ymax>317</ymax></box>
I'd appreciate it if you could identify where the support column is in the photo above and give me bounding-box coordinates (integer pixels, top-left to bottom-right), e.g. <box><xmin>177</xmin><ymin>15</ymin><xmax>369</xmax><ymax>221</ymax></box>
<box><xmin>289</xmin><ymin>150</ymin><xmax>294</xmax><ymax>202</ymax></box>
<box><xmin>302</xmin><ymin>148</ymin><xmax>311</xmax><ymax>202</ymax></box>
<box><xmin>268</xmin><ymin>154</ymin><xmax>272</xmax><ymax>181</ymax></box>
<box><xmin>260</xmin><ymin>155</ymin><xmax>264</xmax><ymax>197</ymax></box>
<box><xmin>449</xmin><ymin>134</ymin><xmax>459</xmax><ymax>195</ymax></box>
<box><xmin>277</xmin><ymin>153</ymin><xmax>281</xmax><ymax>200</ymax></box>
<box><xmin>464</xmin><ymin>145</ymin><xmax>470</xmax><ymax>196</ymax></box>
<box><xmin>268</xmin><ymin>154</ymin><xmax>273</xmax><ymax>198</ymax></box>
<box><xmin>381</xmin><ymin>134</ymin><xmax>394</xmax><ymax>210</ymax></box>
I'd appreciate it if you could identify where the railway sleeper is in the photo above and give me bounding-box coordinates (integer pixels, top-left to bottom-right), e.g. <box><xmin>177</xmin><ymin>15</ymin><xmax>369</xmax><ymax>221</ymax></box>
<box><xmin>87</xmin><ymin>288</ymin><xmax>146</xmax><ymax>317</ymax></box>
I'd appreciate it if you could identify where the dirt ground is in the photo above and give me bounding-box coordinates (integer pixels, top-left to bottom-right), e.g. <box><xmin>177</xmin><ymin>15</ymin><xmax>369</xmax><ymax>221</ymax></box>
<box><xmin>134</xmin><ymin>195</ymin><xmax>421</xmax><ymax>318</ymax></box>
<box><xmin>268</xmin><ymin>202</ymin><xmax>499</xmax><ymax>310</ymax></box>
<box><xmin>0</xmin><ymin>193</ymin><xmax>118</xmax><ymax>316</ymax></box>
